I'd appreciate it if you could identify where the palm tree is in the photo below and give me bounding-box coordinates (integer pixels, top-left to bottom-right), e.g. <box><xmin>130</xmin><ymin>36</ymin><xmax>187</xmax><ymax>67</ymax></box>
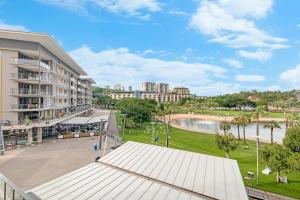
<box><xmin>240</xmin><ymin>113</ymin><xmax>251</xmax><ymax>144</ymax></box>
<box><xmin>285</xmin><ymin>112</ymin><xmax>299</xmax><ymax>132</ymax></box>
<box><xmin>272</xmin><ymin>101</ymin><xmax>281</xmax><ymax>112</ymax></box>
<box><xmin>252</xmin><ymin>105</ymin><xmax>265</xmax><ymax>145</ymax></box>
<box><xmin>219</xmin><ymin>120</ymin><xmax>231</xmax><ymax>134</ymax></box>
<box><xmin>263</xmin><ymin>120</ymin><xmax>281</xmax><ymax>144</ymax></box>
<box><xmin>233</xmin><ymin>115</ymin><xmax>242</xmax><ymax>140</ymax></box>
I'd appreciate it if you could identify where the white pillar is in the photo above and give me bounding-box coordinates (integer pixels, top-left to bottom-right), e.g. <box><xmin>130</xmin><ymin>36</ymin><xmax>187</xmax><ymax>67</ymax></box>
<box><xmin>27</xmin><ymin>128</ymin><xmax>33</xmax><ymax>144</ymax></box>
<box><xmin>37</xmin><ymin>127</ymin><xmax>43</xmax><ymax>143</ymax></box>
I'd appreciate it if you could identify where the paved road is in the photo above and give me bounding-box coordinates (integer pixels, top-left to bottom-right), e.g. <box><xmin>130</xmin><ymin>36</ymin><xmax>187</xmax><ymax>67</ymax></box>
<box><xmin>0</xmin><ymin>109</ymin><xmax>122</xmax><ymax>190</ymax></box>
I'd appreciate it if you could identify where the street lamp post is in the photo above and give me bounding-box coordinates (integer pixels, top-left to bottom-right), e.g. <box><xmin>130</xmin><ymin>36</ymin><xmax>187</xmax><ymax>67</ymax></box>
<box><xmin>98</xmin><ymin>120</ymin><xmax>103</xmax><ymax>150</ymax></box>
<box><xmin>255</xmin><ymin>136</ymin><xmax>264</xmax><ymax>184</ymax></box>
<box><xmin>120</xmin><ymin>114</ymin><xmax>127</xmax><ymax>141</ymax></box>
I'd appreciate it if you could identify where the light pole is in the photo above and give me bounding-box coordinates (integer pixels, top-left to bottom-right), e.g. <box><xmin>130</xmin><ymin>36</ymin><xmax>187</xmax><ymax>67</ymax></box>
<box><xmin>255</xmin><ymin>136</ymin><xmax>264</xmax><ymax>184</ymax></box>
<box><xmin>98</xmin><ymin>120</ymin><xmax>103</xmax><ymax>150</ymax></box>
<box><xmin>150</xmin><ymin>121</ymin><xmax>155</xmax><ymax>143</ymax></box>
<box><xmin>120</xmin><ymin>114</ymin><xmax>126</xmax><ymax>140</ymax></box>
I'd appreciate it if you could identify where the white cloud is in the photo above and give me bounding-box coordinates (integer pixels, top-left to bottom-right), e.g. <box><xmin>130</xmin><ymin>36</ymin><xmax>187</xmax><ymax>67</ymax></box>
<box><xmin>168</xmin><ymin>9</ymin><xmax>188</xmax><ymax>16</ymax></box>
<box><xmin>69</xmin><ymin>46</ymin><xmax>226</xmax><ymax>94</ymax></box>
<box><xmin>0</xmin><ymin>20</ymin><xmax>29</xmax><ymax>31</ymax></box>
<box><xmin>235</xmin><ymin>74</ymin><xmax>266</xmax><ymax>82</ymax></box>
<box><xmin>37</xmin><ymin>0</ymin><xmax>160</xmax><ymax>18</ymax></box>
<box><xmin>189</xmin><ymin>0</ymin><xmax>287</xmax><ymax>50</ymax></box>
<box><xmin>280</xmin><ymin>64</ymin><xmax>300</xmax><ymax>88</ymax></box>
<box><xmin>237</xmin><ymin>50</ymin><xmax>272</xmax><ymax>61</ymax></box>
<box><xmin>194</xmin><ymin>82</ymin><xmax>241</xmax><ymax>96</ymax></box>
<box><xmin>222</xmin><ymin>58</ymin><xmax>243</xmax><ymax>68</ymax></box>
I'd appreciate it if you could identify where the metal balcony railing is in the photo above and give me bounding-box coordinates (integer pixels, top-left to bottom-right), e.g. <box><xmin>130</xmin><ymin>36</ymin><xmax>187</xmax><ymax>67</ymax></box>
<box><xmin>11</xmin><ymin>104</ymin><xmax>55</xmax><ymax>110</ymax></box>
<box><xmin>11</xmin><ymin>58</ymin><xmax>51</xmax><ymax>71</ymax></box>
<box><xmin>11</xmin><ymin>73</ymin><xmax>54</xmax><ymax>83</ymax></box>
<box><xmin>10</xmin><ymin>89</ymin><xmax>52</xmax><ymax>96</ymax></box>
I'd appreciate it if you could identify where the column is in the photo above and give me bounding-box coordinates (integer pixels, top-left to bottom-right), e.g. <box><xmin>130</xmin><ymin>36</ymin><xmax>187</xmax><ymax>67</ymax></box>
<box><xmin>27</xmin><ymin>128</ymin><xmax>33</xmax><ymax>145</ymax></box>
<box><xmin>37</xmin><ymin>127</ymin><xmax>42</xmax><ymax>143</ymax></box>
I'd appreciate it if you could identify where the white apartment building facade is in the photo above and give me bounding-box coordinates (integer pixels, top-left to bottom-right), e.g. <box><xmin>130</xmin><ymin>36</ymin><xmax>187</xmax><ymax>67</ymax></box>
<box><xmin>109</xmin><ymin>91</ymin><xmax>191</xmax><ymax>103</ymax></box>
<box><xmin>0</xmin><ymin>29</ymin><xmax>95</xmax><ymax>124</ymax></box>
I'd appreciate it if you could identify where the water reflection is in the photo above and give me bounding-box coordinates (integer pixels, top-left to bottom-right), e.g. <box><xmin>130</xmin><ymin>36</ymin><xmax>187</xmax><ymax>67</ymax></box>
<box><xmin>172</xmin><ymin>118</ymin><xmax>285</xmax><ymax>143</ymax></box>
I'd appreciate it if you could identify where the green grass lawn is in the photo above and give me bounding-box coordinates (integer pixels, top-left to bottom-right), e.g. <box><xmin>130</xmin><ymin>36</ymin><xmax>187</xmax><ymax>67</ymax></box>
<box><xmin>120</xmin><ymin>122</ymin><xmax>300</xmax><ymax>199</ymax></box>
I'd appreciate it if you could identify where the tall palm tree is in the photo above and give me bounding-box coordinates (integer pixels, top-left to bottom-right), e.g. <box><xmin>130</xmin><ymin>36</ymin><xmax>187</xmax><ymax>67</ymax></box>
<box><xmin>263</xmin><ymin>120</ymin><xmax>281</xmax><ymax>144</ymax></box>
<box><xmin>233</xmin><ymin>115</ymin><xmax>242</xmax><ymax>140</ymax></box>
<box><xmin>240</xmin><ymin>113</ymin><xmax>251</xmax><ymax>144</ymax></box>
<box><xmin>285</xmin><ymin>112</ymin><xmax>299</xmax><ymax>132</ymax></box>
<box><xmin>219</xmin><ymin>120</ymin><xmax>231</xmax><ymax>134</ymax></box>
<box><xmin>252</xmin><ymin>105</ymin><xmax>265</xmax><ymax>145</ymax></box>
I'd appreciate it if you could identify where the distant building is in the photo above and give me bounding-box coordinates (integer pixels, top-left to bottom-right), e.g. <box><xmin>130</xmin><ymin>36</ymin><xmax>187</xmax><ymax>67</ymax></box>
<box><xmin>155</xmin><ymin>83</ymin><xmax>169</xmax><ymax>94</ymax></box>
<box><xmin>141</xmin><ymin>82</ymin><xmax>155</xmax><ymax>92</ymax></box>
<box><xmin>104</xmin><ymin>85</ymin><xmax>110</xmax><ymax>89</ymax></box>
<box><xmin>247</xmin><ymin>95</ymin><xmax>260</xmax><ymax>102</ymax></box>
<box><xmin>109</xmin><ymin>91</ymin><xmax>191</xmax><ymax>103</ymax></box>
<box><xmin>172</xmin><ymin>87</ymin><xmax>190</xmax><ymax>95</ymax></box>
<box><xmin>293</xmin><ymin>91</ymin><xmax>300</xmax><ymax>101</ymax></box>
<box><xmin>113</xmin><ymin>84</ymin><xmax>123</xmax><ymax>91</ymax></box>
<box><xmin>128</xmin><ymin>86</ymin><xmax>133</xmax><ymax>92</ymax></box>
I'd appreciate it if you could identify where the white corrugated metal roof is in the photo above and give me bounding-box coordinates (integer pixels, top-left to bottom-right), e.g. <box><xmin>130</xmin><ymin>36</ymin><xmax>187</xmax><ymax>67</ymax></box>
<box><xmin>28</xmin><ymin>142</ymin><xmax>248</xmax><ymax>200</ymax></box>
<box><xmin>62</xmin><ymin>116</ymin><xmax>109</xmax><ymax>125</ymax></box>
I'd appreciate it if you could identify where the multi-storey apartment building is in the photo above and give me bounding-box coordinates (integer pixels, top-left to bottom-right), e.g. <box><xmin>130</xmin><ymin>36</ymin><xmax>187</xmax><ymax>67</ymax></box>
<box><xmin>109</xmin><ymin>91</ymin><xmax>191</xmax><ymax>103</ymax></box>
<box><xmin>0</xmin><ymin>29</ymin><xmax>94</xmax><ymax>124</ymax></box>
<box><xmin>172</xmin><ymin>87</ymin><xmax>190</xmax><ymax>95</ymax></box>
<box><xmin>155</xmin><ymin>83</ymin><xmax>169</xmax><ymax>94</ymax></box>
<box><xmin>110</xmin><ymin>82</ymin><xmax>191</xmax><ymax>103</ymax></box>
<box><xmin>141</xmin><ymin>82</ymin><xmax>155</xmax><ymax>92</ymax></box>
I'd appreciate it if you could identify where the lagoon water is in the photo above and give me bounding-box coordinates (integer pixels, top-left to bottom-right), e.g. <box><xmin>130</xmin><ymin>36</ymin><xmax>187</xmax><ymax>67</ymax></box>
<box><xmin>172</xmin><ymin>118</ymin><xmax>286</xmax><ymax>143</ymax></box>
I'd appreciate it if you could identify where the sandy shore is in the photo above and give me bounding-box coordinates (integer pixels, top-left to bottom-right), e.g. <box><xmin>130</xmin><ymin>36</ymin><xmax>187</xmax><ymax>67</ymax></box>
<box><xmin>167</xmin><ymin>113</ymin><xmax>286</xmax><ymax>122</ymax></box>
<box><xmin>160</xmin><ymin>114</ymin><xmax>285</xmax><ymax>144</ymax></box>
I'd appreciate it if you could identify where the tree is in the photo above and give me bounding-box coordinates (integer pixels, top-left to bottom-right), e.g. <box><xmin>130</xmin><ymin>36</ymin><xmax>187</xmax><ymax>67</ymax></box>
<box><xmin>116</xmin><ymin>98</ymin><xmax>156</xmax><ymax>126</ymax></box>
<box><xmin>263</xmin><ymin>120</ymin><xmax>281</xmax><ymax>144</ymax></box>
<box><xmin>233</xmin><ymin>115</ymin><xmax>242</xmax><ymax>140</ymax></box>
<box><xmin>239</xmin><ymin>113</ymin><xmax>251</xmax><ymax>144</ymax></box>
<box><xmin>285</xmin><ymin>113</ymin><xmax>299</xmax><ymax>132</ymax></box>
<box><xmin>272</xmin><ymin>101</ymin><xmax>281</xmax><ymax>112</ymax></box>
<box><xmin>287</xmin><ymin>153</ymin><xmax>300</xmax><ymax>173</ymax></box>
<box><xmin>24</xmin><ymin>115</ymin><xmax>32</xmax><ymax>126</ymax></box>
<box><xmin>219</xmin><ymin>120</ymin><xmax>231</xmax><ymax>134</ymax></box>
<box><xmin>252</xmin><ymin>105</ymin><xmax>265</xmax><ymax>144</ymax></box>
<box><xmin>215</xmin><ymin>133</ymin><xmax>238</xmax><ymax>158</ymax></box>
<box><xmin>261</xmin><ymin>144</ymin><xmax>290</xmax><ymax>182</ymax></box>
<box><xmin>283</xmin><ymin>126</ymin><xmax>300</xmax><ymax>153</ymax></box>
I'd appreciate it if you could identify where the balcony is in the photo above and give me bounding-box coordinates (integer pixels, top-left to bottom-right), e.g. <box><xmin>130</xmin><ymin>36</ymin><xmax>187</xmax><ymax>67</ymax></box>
<box><xmin>10</xmin><ymin>88</ymin><xmax>53</xmax><ymax>97</ymax></box>
<box><xmin>11</xmin><ymin>104</ymin><xmax>55</xmax><ymax>111</ymax></box>
<box><xmin>11</xmin><ymin>58</ymin><xmax>51</xmax><ymax>72</ymax></box>
<box><xmin>10</xmin><ymin>73</ymin><xmax>53</xmax><ymax>84</ymax></box>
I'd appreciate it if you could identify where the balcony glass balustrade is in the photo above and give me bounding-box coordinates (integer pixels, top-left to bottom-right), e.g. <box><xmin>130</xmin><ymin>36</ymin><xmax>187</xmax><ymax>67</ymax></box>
<box><xmin>11</xmin><ymin>58</ymin><xmax>51</xmax><ymax>71</ymax></box>
<box><xmin>11</xmin><ymin>104</ymin><xmax>55</xmax><ymax>110</ymax></box>
<box><xmin>11</xmin><ymin>73</ymin><xmax>53</xmax><ymax>84</ymax></box>
<box><xmin>10</xmin><ymin>88</ymin><xmax>52</xmax><ymax>96</ymax></box>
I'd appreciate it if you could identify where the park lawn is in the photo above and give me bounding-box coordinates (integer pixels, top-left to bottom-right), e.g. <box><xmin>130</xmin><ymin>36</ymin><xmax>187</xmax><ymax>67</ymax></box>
<box><xmin>122</xmin><ymin>125</ymin><xmax>300</xmax><ymax>199</ymax></box>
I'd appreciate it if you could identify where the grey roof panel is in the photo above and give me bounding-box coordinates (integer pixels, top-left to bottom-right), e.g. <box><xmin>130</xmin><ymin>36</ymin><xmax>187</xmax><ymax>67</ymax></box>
<box><xmin>29</xmin><ymin>142</ymin><xmax>248</xmax><ymax>200</ymax></box>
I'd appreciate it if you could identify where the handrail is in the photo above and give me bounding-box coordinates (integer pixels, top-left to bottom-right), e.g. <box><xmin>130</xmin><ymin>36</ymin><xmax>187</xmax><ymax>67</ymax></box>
<box><xmin>0</xmin><ymin>173</ymin><xmax>41</xmax><ymax>200</ymax></box>
<box><xmin>11</xmin><ymin>58</ymin><xmax>51</xmax><ymax>71</ymax></box>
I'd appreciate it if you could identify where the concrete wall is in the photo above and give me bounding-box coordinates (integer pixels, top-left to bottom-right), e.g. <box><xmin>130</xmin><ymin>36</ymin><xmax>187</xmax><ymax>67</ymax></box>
<box><xmin>0</xmin><ymin>49</ymin><xmax>18</xmax><ymax>122</ymax></box>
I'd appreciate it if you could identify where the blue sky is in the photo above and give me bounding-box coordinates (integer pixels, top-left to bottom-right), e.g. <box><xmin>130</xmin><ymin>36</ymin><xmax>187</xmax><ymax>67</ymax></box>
<box><xmin>0</xmin><ymin>0</ymin><xmax>300</xmax><ymax>96</ymax></box>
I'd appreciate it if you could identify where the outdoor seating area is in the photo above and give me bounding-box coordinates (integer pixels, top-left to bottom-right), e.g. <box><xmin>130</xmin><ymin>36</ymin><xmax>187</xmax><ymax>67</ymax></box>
<box><xmin>57</xmin><ymin>116</ymin><xmax>109</xmax><ymax>139</ymax></box>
